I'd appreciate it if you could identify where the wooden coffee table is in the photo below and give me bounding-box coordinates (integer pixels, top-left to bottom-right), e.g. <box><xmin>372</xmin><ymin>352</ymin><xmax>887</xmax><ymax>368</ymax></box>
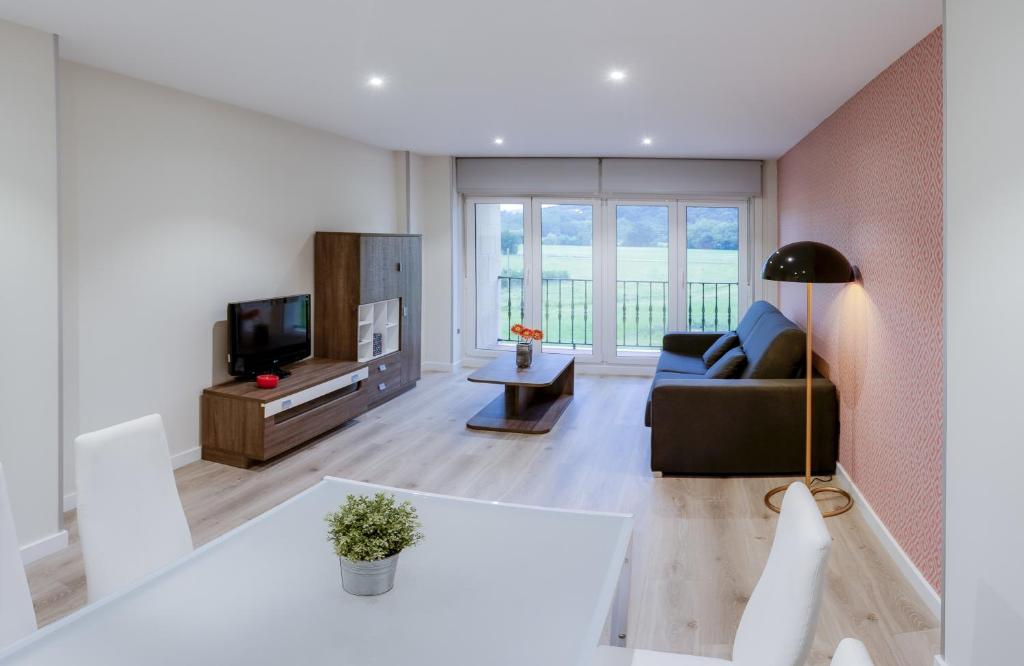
<box><xmin>466</xmin><ymin>353</ymin><xmax>574</xmax><ymax>434</ymax></box>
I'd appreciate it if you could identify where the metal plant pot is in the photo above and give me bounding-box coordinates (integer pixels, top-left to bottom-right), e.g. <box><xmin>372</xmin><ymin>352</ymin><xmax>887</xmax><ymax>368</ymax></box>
<box><xmin>516</xmin><ymin>341</ymin><xmax>533</xmax><ymax>368</ymax></box>
<box><xmin>339</xmin><ymin>553</ymin><xmax>400</xmax><ymax>596</ymax></box>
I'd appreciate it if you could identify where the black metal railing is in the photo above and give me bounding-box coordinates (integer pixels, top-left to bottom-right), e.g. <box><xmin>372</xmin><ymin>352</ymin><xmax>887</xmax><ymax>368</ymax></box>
<box><xmin>617</xmin><ymin>280</ymin><xmax>669</xmax><ymax>348</ymax></box>
<box><xmin>497</xmin><ymin>276</ymin><xmax>526</xmax><ymax>342</ymax></box>
<box><xmin>686</xmin><ymin>282</ymin><xmax>739</xmax><ymax>333</ymax></box>
<box><xmin>496</xmin><ymin>277</ymin><xmax>739</xmax><ymax>347</ymax></box>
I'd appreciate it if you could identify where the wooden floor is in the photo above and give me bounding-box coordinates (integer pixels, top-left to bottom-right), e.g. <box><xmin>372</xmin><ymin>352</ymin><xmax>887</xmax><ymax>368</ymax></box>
<box><xmin>27</xmin><ymin>370</ymin><xmax>938</xmax><ymax>665</ymax></box>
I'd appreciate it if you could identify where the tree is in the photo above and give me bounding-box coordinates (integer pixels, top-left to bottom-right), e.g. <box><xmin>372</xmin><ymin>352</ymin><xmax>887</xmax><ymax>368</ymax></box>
<box><xmin>500</xmin><ymin>229</ymin><xmax>520</xmax><ymax>255</ymax></box>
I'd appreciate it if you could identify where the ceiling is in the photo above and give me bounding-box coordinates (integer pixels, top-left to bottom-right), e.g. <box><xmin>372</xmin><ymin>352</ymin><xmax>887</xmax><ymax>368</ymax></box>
<box><xmin>0</xmin><ymin>0</ymin><xmax>941</xmax><ymax>158</ymax></box>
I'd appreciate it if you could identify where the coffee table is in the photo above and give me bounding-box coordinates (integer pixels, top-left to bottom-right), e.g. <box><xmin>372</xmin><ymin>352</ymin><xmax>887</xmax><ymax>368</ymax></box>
<box><xmin>466</xmin><ymin>353</ymin><xmax>574</xmax><ymax>434</ymax></box>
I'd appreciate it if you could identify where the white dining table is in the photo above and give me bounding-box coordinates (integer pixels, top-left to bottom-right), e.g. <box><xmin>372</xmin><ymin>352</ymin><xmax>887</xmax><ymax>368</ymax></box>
<box><xmin>1</xmin><ymin>477</ymin><xmax>633</xmax><ymax>665</ymax></box>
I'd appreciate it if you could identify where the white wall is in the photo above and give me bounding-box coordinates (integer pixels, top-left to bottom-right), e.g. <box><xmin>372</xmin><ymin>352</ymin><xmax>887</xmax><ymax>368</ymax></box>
<box><xmin>944</xmin><ymin>1</ymin><xmax>1024</xmax><ymax>663</ymax></box>
<box><xmin>0</xmin><ymin>20</ymin><xmax>63</xmax><ymax>554</ymax></box>
<box><xmin>752</xmin><ymin>160</ymin><xmax>779</xmax><ymax>306</ymax></box>
<box><xmin>59</xmin><ymin>62</ymin><xmax>402</xmax><ymax>499</ymax></box>
<box><xmin>408</xmin><ymin>155</ymin><xmax>456</xmax><ymax>369</ymax></box>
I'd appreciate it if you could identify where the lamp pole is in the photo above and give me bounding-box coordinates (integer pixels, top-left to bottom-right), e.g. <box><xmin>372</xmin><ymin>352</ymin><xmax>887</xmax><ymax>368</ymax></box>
<box><xmin>761</xmin><ymin>240</ymin><xmax>855</xmax><ymax>518</ymax></box>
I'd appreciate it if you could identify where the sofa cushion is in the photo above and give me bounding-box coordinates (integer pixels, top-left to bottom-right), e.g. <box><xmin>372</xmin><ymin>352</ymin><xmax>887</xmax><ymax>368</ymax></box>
<box><xmin>645</xmin><ymin>371</ymin><xmax>702</xmax><ymax>426</ymax></box>
<box><xmin>738</xmin><ymin>312</ymin><xmax>806</xmax><ymax>379</ymax></box>
<box><xmin>656</xmin><ymin>351</ymin><xmax>708</xmax><ymax>376</ymax></box>
<box><xmin>702</xmin><ymin>332</ymin><xmax>739</xmax><ymax>367</ymax></box>
<box><xmin>736</xmin><ymin>300</ymin><xmax>777</xmax><ymax>341</ymax></box>
<box><xmin>705</xmin><ymin>347</ymin><xmax>747</xmax><ymax>379</ymax></box>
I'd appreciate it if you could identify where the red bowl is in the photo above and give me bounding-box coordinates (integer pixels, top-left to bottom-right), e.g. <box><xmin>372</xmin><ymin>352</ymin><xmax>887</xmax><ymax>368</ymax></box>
<box><xmin>256</xmin><ymin>374</ymin><xmax>279</xmax><ymax>389</ymax></box>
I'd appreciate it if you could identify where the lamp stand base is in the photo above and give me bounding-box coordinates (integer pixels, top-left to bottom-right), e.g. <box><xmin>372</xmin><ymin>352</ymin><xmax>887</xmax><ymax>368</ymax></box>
<box><xmin>764</xmin><ymin>482</ymin><xmax>854</xmax><ymax>518</ymax></box>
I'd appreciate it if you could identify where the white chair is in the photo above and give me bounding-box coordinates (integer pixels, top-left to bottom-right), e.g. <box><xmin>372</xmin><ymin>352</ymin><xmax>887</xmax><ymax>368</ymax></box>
<box><xmin>75</xmin><ymin>414</ymin><xmax>193</xmax><ymax>602</ymax></box>
<box><xmin>0</xmin><ymin>463</ymin><xmax>37</xmax><ymax>649</ymax></box>
<box><xmin>595</xmin><ymin>482</ymin><xmax>831</xmax><ymax>666</ymax></box>
<box><xmin>831</xmin><ymin>638</ymin><xmax>874</xmax><ymax>666</ymax></box>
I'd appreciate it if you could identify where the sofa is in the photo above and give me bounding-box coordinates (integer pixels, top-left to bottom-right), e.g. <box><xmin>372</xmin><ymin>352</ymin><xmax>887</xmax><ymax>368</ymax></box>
<box><xmin>646</xmin><ymin>301</ymin><xmax>839</xmax><ymax>476</ymax></box>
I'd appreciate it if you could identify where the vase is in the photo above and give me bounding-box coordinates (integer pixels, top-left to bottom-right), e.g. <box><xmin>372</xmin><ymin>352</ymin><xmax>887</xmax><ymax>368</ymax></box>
<box><xmin>516</xmin><ymin>341</ymin><xmax>533</xmax><ymax>368</ymax></box>
<box><xmin>339</xmin><ymin>553</ymin><xmax>400</xmax><ymax>596</ymax></box>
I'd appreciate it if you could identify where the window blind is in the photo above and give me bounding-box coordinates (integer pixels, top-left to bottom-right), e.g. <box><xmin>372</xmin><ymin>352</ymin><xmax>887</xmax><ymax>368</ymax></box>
<box><xmin>600</xmin><ymin>158</ymin><xmax>762</xmax><ymax>197</ymax></box>
<box><xmin>455</xmin><ymin>158</ymin><xmax>600</xmax><ymax>196</ymax></box>
<box><xmin>455</xmin><ymin>157</ymin><xmax>762</xmax><ymax>197</ymax></box>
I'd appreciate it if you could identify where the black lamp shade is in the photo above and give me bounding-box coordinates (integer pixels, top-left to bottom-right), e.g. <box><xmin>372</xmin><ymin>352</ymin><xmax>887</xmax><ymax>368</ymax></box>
<box><xmin>761</xmin><ymin>241</ymin><xmax>855</xmax><ymax>284</ymax></box>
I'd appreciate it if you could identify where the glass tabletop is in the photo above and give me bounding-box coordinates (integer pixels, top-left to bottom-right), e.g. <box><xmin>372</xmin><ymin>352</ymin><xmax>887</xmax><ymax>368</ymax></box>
<box><xmin>1</xmin><ymin>477</ymin><xmax>632</xmax><ymax>666</ymax></box>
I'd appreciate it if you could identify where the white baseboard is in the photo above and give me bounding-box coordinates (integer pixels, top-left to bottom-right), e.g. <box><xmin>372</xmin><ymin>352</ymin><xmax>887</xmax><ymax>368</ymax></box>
<box><xmin>170</xmin><ymin>445</ymin><xmax>201</xmax><ymax>468</ymax></box>
<box><xmin>421</xmin><ymin>361</ymin><xmax>456</xmax><ymax>372</ymax></box>
<box><xmin>834</xmin><ymin>463</ymin><xmax>941</xmax><ymax>619</ymax></box>
<box><xmin>934</xmin><ymin>655</ymin><xmax>947</xmax><ymax>666</ymax></box>
<box><xmin>20</xmin><ymin>529</ymin><xmax>68</xmax><ymax>565</ymax></box>
<box><xmin>459</xmin><ymin>355</ymin><xmax>654</xmax><ymax>377</ymax></box>
<box><xmin>575</xmin><ymin>364</ymin><xmax>655</xmax><ymax>377</ymax></box>
<box><xmin>63</xmin><ymin>446</ymin><xmax>202</xmax><ymax>512</ymax></box>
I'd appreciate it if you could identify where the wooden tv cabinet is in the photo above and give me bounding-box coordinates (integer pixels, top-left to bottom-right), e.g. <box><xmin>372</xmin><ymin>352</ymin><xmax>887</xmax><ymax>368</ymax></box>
<box><xmin>201</xmin><ymin>358</ymin><xmax>372</xmax><ymax>468</ymax></box>
<box><xmin>203</xmin><ymin>231</ymin><xmax>421</xmax><ymax>469</ymax></box>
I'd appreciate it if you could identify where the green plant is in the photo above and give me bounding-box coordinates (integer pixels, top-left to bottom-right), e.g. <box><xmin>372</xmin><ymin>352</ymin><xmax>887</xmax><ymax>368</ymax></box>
<box><xmin>325</xmin><ymin>493</ymin><xmax>424</xmax><ymax>561</ymax></box>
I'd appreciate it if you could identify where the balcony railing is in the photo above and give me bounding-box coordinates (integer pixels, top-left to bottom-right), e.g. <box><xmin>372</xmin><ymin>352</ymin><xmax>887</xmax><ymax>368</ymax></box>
<box><xmin>686</xmin><ymin>282</ymin><xmax>739</xmax><ymax>334</ymax></box>
<box><xmin>496</xmin><ymin>277</ymin><xmax>739</xmax><ymax>348</ymax></box>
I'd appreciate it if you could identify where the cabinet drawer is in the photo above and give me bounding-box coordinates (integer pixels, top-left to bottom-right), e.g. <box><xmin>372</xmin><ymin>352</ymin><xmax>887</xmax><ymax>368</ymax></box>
<box><xmin>368</xmin><ymin>354</ymin><xmax>402</xmax><ymax>378</ymax></box>
<box><xmin>263</xmin><ymin>383</ymin><xmax>368</xmax><ymax>459</ymax></box>
<box><xmin>368</xmin><ymin>366</ymin><xmax>404</xmax><ymax>405</ymax></box>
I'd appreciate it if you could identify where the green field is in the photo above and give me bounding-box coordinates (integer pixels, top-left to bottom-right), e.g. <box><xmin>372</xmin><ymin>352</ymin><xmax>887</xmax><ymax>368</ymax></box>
<box><xmin>496</xmin><ymin>245</ymin><xmax>740</xmax><ymax>347</ymax></box>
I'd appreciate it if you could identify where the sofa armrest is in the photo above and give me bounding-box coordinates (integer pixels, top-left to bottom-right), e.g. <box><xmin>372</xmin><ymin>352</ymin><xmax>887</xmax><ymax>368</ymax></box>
<box><xmin>661</xmin><ymin>331</ymin><xmax>723</xmax><ymax>355</ymax></box>
<box><xmin>649</xmin><ymin>377</ymin><xmax>839</xmax><ymax>475</ymax></box>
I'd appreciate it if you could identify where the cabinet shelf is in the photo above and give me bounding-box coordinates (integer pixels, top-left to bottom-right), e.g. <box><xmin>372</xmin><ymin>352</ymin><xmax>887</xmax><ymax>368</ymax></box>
<box><xmin>356</xmin><ymin>297</ymin><xmax>400</xmax><ymax>362</ymax></box>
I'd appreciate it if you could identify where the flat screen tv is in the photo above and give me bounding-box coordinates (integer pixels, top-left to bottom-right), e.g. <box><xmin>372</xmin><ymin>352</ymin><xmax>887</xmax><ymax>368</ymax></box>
<box><xmin>227</xmin><ymin>294</ymin><xmax>311</xmax><ymax>378</ymax></box>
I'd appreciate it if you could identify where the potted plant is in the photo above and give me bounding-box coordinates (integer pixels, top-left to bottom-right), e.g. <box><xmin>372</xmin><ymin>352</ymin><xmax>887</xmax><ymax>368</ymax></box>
<box><xmin>325</xmin><ymin>492</ymin><xmax>424</xmax><ymax>596</ymax></box>
<box><xmin>511</xmin><ymin>324</ymin><xmax>544</xmax><ymax>368</ymax></box>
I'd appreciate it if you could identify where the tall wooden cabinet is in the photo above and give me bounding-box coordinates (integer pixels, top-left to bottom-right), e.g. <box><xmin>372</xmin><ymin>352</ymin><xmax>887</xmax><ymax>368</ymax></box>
<box><xmin>315</xmin><ymin>232</ymin><xmax>421</xmax><ymax>401</ymax></box>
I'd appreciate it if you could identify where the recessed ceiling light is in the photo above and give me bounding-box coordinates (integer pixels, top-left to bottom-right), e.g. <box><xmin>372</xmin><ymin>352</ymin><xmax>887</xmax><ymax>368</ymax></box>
<box><xmin>367</xmin><ymin>75</ymin><xmax>385</xmax><ymax>88</ymax></box>
<box><xmin>642</xmin><ymin>137</ymin><xmax>653</xmax><ymax>146</ymax></box>
<box><xmin>493</xmin><ymin>137</ymin><xmax>504</xmax><ymax>145</ymax></box>
<box><xmin>608</xmin><ymin>69</ymin><xmax>627</xmax><ymax>82</ymax></box>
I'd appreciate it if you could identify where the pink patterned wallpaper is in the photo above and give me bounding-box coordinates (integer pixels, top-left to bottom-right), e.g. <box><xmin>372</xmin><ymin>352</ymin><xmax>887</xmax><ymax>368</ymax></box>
<box><xmin>777</xmin><ymin>28</ymin><xmax>943</xmax><ymax>590</ymax></box>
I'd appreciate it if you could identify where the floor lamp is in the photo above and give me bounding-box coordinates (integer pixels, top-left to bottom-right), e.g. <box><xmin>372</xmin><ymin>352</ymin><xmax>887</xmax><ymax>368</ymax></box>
<box><xmin>762</xmin><ymin>241</ymin><xmax>856</xmax><ymax>518</ymax></box>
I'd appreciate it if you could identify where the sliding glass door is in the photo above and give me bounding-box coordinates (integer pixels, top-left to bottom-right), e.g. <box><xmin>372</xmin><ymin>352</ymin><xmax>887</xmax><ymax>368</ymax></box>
<box><xmin>468</xmin><ymin>197</ymin><xmax>749</xmax><ymax>362</ymax></box>
<box><xmin>536</xmin><ymin>201</ymin><xmax>597</xmax><ymax>355</ymax></box>
<box><xmin>684</xmin><ymin>204</ymin><xmax>746</xmax><ymax>332</ymax></box>
<box><xmin>471</xmin><ymin>199</ymin><xmax>529</xmax><ymax>350</ymax></box>
<box><xmin>613</xmin><ymin>203</ymin><xmax>673</xmax><ymax>354</ymax></box>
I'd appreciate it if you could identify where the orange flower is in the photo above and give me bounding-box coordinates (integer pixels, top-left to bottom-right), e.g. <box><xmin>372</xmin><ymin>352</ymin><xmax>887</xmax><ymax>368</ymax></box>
<box><xmin>511</xmin><ymin>323</ymin><xmax>525</xmax><ymax>335</ymax></box>
<box><xmin>531</xmin><ymin>329</ymin><xmax>544</xmax><ymax>341</ymax></box>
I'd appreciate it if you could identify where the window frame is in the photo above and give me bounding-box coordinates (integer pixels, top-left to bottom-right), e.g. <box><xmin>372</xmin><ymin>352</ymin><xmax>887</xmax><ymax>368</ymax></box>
<box><xmin>462</xmin><ymin>195</ymin><xmax>755</xmax><ymax>367</ymax></box>
<box><xmin>464</xmin><ymin>197</ymin><xmax>532</xmax><ymax>353</ymax></box>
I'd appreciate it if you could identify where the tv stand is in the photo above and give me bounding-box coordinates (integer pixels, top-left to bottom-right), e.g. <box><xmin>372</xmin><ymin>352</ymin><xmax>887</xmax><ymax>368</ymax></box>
<box><xmin>202</xmin><ymin>358</ymin><xmax>369</xmax><ymax>468</ymax></box>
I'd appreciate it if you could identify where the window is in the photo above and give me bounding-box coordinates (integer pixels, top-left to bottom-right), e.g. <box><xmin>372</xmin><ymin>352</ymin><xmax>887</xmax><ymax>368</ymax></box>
<box><xmin>684</xmin><ymin>205</ymin><xmax>744</xmax><ymax>332</ymax></box>
<box><xmin>472</xmin><ymin>200</ymin><xmax>527</xmax><ymax>349</ymax></box>
<box><xmin>614</xmin><ymin>204</ymin><xmax>671</xmax><ymax>353</ymax></box>
<box><xmin>467</xmin><ymin>198</ymin><xmax>750</xmax><ymax>363</ymax></box>
<box><xmin>539</xmin><ymin>202</ymin><xmax>596</xmax><ymax>354</ymax></box>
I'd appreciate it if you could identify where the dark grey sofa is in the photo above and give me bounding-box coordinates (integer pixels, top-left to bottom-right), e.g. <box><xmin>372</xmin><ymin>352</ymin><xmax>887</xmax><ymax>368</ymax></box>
<box><xmin>646</xmin><ymin>301</ymin><xmax>839</xmax><ymax>476</ymax></box>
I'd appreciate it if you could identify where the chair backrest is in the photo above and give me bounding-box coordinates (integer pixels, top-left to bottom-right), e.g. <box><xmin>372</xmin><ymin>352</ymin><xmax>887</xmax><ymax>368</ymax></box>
<box><xmin>831</xmin><ymin>638</ymin><xmax>874</xmax><ymax>666</ymax></box>
<box><xmin>75</xmin><ymin>414</ymin><xmax>193</xmax><ymax>602</ymax></box>
<box><xmin>732</xmin><ymin>482</ymin><xmax>832</xmax><ymax>666</ymax></box>
<box><xmin>0</xmin><ymin>463</ymin><xmax>36</xmax><ymax>649</ymax></box>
